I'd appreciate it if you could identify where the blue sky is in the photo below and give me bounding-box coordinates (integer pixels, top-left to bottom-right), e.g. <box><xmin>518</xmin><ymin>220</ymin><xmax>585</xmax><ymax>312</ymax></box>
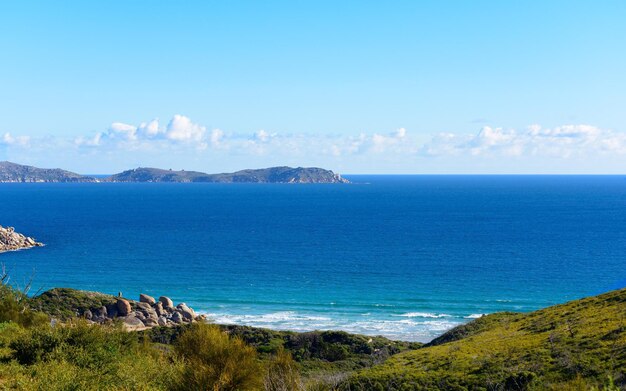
<box><xmin>1</xmin><ymin>1</ymin><xmax>625</xmax><ymax>174</ymax></box>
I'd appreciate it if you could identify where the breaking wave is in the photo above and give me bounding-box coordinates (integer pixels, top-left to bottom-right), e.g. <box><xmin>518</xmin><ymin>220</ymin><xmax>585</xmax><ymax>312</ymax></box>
<box><xmin>202</xmin><ymin>310</ymin><xmax>465</xmax><ymax>342</ymax></box>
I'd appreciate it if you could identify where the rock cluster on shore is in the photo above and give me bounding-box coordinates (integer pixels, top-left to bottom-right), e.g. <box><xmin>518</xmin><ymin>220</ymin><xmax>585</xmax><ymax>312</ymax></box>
<box><xmin>0</xmin><ymin>225</ymin><xmax>43</xmax><ymax>252</ymax></box>
<box><xmin>84</xmin><ymin>293</ymin><xmax>206</xmax><ymax>330</ymax></box>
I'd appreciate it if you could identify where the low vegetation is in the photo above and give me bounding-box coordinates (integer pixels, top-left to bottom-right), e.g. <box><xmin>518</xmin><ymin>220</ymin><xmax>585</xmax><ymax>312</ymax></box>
<box><xmin>343</xmin><ymin>288</ymin><xmax>626</xmax><ymax>390</ymax></box>
<box><xmin>1</xmin><ymin>275</ymin><xmax>625</xmax><ymax>390</ymax></box>
<box><xmin>30</xmin><ymin>288</ymin><xmax>117</xmax><ymax>320</ymax></box>
<box><xmin>0</xmin><ymin>281</ymin><xmax>413</xmax><ymax>390</ymax></box>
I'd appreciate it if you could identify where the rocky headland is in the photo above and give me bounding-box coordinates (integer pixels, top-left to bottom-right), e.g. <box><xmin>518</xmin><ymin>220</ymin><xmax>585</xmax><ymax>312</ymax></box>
<box><xmin>31</xmin><ymin>288</ymin><xmax>206</xmax><ymax>330</ymax></box>
<box><xmin>0</xmin><ymin>161</ymin><xmax>350</xmax><ymax>184</ymax></box>
<box><xmin>0</xmin><ymin>161</ymin><xmax>97</xmax><ymax>183</ymax></box>
<box><xmin>0</xmin><ymin>225</ymin><xmax>43</xmax><ymax>252</ymax></box>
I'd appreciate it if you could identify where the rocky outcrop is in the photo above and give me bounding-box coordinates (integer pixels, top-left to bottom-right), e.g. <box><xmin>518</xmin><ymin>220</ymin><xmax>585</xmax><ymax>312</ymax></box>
<box><xmin>0</xmin><ymin>225</ymin><xmax>43</xmax><ymax>253</ymax></box>
<box><xmin>31</xmin><ymin>288</ymin><xmax>206</xmax><ymax>330</ymax></box>
<box><xmin>111</xmin><ymin>294</ymin><xmax>206</xmax><ymax>330</ymax></box>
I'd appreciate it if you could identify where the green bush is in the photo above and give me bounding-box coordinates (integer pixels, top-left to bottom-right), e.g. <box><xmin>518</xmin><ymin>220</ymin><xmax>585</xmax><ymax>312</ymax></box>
<box><xmin>173</xmin><ymin>323</ymin><xmax>263</xmax><ymax>391</ymax></box>
<box><xmin>265</xmin><ymin>347</ymin><xmax>302</xmax><ymax>391</ymax></box>
<box><xmin>0</xmin><ymin>319</ymin><xmax>177</xmax><ymax>390</ymax></box>
<box><xmin>9</xmin><ymin>320</ymin><xmax>138</xmax><ymax>367</ymax></box>
<box><xmin>0</xmin><ymin>283</ymin><xmax>48</xmax><ymax>328</ymax></box>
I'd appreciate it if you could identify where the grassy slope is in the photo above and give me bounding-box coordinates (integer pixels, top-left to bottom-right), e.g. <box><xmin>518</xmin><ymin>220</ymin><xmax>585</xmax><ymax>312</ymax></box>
<box><xmin>345</xmin><ymin>288</ymin><xmax>626</xmax><ymax>390</ymax></box>
<box><xmin>9</xmin><ymin>286</ymin><xmax>626</xmax><ymax>389</ymax></box>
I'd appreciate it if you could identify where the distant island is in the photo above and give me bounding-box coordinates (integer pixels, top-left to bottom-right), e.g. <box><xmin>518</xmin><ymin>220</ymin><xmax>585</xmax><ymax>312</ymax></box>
<box><xmin>0</xmin><ymin>161</ymin><xmax>350</xmax><ymax>184</ymax></box>
<box><xmin>106</xmin><ymin>166</ymin><xmax>350</xmax><ymax>183</ymax></box>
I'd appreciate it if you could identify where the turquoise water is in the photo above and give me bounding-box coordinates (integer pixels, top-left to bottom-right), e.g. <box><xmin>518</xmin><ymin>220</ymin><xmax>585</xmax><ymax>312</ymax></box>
<box><xmin>1</xmin><ymin>176</ymin><xmax>626</xmax><ymax>342</ymax></box>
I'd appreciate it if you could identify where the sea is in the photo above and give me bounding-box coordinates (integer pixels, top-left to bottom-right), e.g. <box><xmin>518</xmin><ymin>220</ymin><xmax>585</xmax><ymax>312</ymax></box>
<box><xmin>1</xmin><ymin>176</ymin><xmax>625</xmax><ymax>342</ymax></box>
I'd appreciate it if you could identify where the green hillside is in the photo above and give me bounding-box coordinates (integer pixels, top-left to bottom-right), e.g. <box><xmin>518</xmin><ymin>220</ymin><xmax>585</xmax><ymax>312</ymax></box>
<box><xmin>344</xmin><ymin>288</ymin><xmax>626</xmax><ymax>390</ymax></box>
<box><xmin>2</xmin><ymin>278</ymin><xmax>626</xmax><ymax>390</ymax></box>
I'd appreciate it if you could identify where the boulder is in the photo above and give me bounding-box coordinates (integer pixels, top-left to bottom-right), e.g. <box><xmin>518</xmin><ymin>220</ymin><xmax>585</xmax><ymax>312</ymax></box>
<box><xmin>155</xmin><ymin>301</ymin><xmax>164</xmax><ymax>316</ymax></box>
<box><xmin>143</xmin><ymin>318</ymin><xmax>158</xmax><ymax>327</ymax></box>
<box><xmin>105</xmin><ymin>303</ymin><xmax>119</xmax><ymax>318</ymax></box>
<box><xmin>170</xmin><ymin>311</ymin><xmax>183</xmax><ymax>324</ymax></box>
<box><xmin>95</xmin><ymin>306</ymin><xmax>108</xmax><ymax>318</ymax></box>
<box><xmin>142</xmin><ymin>308</ymin><xmax>158</xmax><ymax>321</ymax></box>
<box><xmin>177</xmin><ymin>303</ymin><xmax>196</xmax><ymax>321</ymax></box>
<box><xmin>159</xmin><ymin>296</ymin><xmax>174</xmax><ymax>310</ymax></box>
<box><xmin>157</xmin><ymin>316</ymin><xmax>168</xmax><ymax>327</ymax></box>
<box><xmin>82</xmin><ymin>310</ymin><xmax>93</xmax><ymax>320</ymax></box>
<box><xmin>135</xmin><ymin>302</ymin><xmax>152</xmax><ymax>310</ymax></box>
<box><xmin>139</xmin><ymin>293</ymin><xmax>156</xmax><ymax>305</ymax></box>
<box><xmin>122</xmin><ymin>315</ymin><xmax>145</xmax><ymax>328</ymax></box>
<box><xmin>116</xmin><ymin>298</ymin><xmax>132</xmax><ymax>316</ymax></box>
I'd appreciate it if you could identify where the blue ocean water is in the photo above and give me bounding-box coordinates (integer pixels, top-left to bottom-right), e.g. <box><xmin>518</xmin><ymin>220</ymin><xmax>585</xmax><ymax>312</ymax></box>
<box><xmin>1</xmin><ymin>176</ymin><xmax>626</xmax><ymax>342</ymax></box>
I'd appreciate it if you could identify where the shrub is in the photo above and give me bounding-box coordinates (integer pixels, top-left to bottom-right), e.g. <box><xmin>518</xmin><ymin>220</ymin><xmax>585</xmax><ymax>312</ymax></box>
<box><xmin>173</xmin><ymin>323</ymin><xmax>263</xmax><ymax>391</ymax></box>
<box><xmin>264</xmin><ymin>347</ymin><xmax>302</xmax><ymax>391</ymax></box>
<box><xmin>9</xmin><ymin>320</ymin><xmax>137</xmax><ymax>367</ymax></box>
<box><xmin>3</xmin><ymin>320</ymin><xmax>176</xmax><ymax>390</ymax></box>
<box><xmin>0</xmin><ymin>282</ymin><xmax>48</xmax><ymax>328</ymax></box>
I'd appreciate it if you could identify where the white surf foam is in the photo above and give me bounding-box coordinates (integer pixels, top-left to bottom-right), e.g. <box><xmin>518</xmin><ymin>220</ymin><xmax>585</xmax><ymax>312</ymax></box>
<box><xmin>393</xmin><ymin>312</ymin><xmax>450</xmax><ymax>318</ymax></box>
<box><xmin>202</xmin><ymin>310</ymin><xmax>464</xmax><ymax>342</ymax></box>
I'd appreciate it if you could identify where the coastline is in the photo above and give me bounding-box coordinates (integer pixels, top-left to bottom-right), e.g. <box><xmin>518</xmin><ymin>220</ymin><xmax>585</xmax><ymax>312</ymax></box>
<box><xmin>0</xmin><ymin>226</ymin><xmax>43</xmax><ymax>253</ymax></box>
<box><xmin>27</xmin><ymin>287</ymin><xmax>434</xmax><ymax>344</ymax></box>
<box><xmin>200</xmin><ymin>309</ymin><xmax>468</xmax><ymax>343</ymax></box>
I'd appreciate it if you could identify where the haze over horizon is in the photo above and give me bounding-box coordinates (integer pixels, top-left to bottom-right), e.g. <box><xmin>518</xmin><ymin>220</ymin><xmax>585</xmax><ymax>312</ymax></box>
<box><xmin>1</xmin><ymin>1</ymin><xmax>625</xmax><ymax>174</ymax></box>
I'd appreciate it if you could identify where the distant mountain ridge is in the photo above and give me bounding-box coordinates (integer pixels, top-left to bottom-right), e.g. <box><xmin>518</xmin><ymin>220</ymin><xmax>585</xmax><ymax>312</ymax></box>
<box><xmin>107</xmin><ymin>166</ymin><xmax>350</xmax><ymax>183</ymax></box>
<box><xmin>0</xmin><ymin>162</ymin><xmax>349</xmax><ymax>184</ymax></box>
<box><xmin>0</xmin><ymin>161</ymin><xmax>98</xmax><ymax>183</ymax></box>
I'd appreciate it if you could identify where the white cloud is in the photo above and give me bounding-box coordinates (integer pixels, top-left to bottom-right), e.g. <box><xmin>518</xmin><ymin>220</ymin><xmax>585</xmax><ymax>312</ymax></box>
<box><xmin>210</xmin><ymin>128</ymin><xmax>225</xmax><ymax>147</ymax></box>
<box><xmin>166</xmin><ymin>115</ymin><xmax>206</xmax><ymax>142</ymax></box>
<box><xmin>5</xmin><ymin>116</ymin><xmax>626</xmax><ymax>174</ymax></box>
<box><xmin>254</xmin><ymin>129</ymin><xmax>275</xmax><ymax>143</ymax></box>
<box><xmin>74</xmin><ymin>132</ymin><xmax>103</xmax><ymax>147</ymax></box>
<box><xmin>1</xmin><ymin>133</ymin><xmax>30</xmax><ymax>147</ymax></box>
<box><xmin>73</xmin><ymin>115</ymin><xmax>208</xmax><ymax>148</ymax></box>
<box><xmin>138</xmin><ymin>119</ymin><xmax>160</xmax><ymax>137</ymax></box>
<box><xmin>66</xmin><ymin>116</ymin><xmax>417</xmax><ymax>158</ymax></box>
<box><xmin>109</xmin><ymin>122</ymin><xmax>138</xmax><ymax>141</ymax></box>
<box><xmin>421</xmin><ymin>124</ymin><xmax>626</xmax><ymax>159</ymax></box>
<box><xmin>370</xmin><ymin>128</ymin><xmax>409</xmax><ymax>153</ymax></box>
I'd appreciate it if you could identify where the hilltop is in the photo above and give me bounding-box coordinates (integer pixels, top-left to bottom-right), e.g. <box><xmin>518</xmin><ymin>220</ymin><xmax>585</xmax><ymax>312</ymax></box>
<box><xmin>0</xmin><ymin>161</ymin><xmax>97</xmax><ymax>183</ymax></box>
